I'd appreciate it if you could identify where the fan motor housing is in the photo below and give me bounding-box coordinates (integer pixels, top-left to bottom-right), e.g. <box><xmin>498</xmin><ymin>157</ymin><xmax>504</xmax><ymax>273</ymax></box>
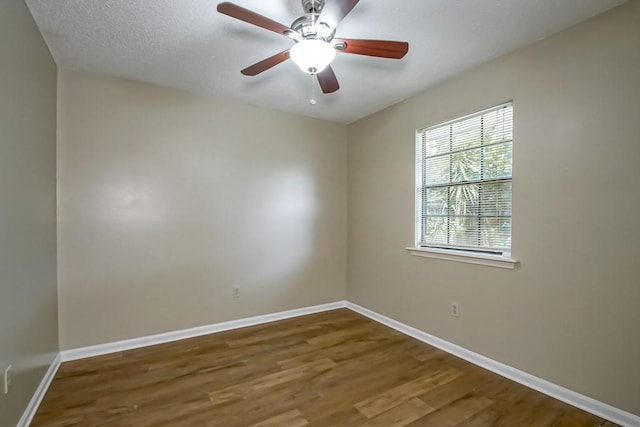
<box><xmin>291</xmin><ymin>13</ymin><xmax>335</xmax><ymax>41</ymax></box>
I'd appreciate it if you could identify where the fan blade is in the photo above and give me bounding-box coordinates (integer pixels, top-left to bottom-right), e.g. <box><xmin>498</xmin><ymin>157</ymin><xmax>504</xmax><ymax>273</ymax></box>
<box><xmin>316</xmin><ymin>66</ymin><xmax>340</xmax><ymax>94</ymax></box>
<box><xmin>318</xmin><ymin>0</ymin><xmax>359</xmax><ymax>29</ymax></box>
<box><xmin>333</xmin><ymin>39</ymin><xmax>409</xmax><ymax>59</ymax></box>
<box><xmin>217</xmin><ymin>2</ymin><xmax>295</xmax><ymax>38</ymax></box>
<box><xmin>241</xmin><ymin>50</ymin><xmax>290</xmax><ymax>76</ymax></box>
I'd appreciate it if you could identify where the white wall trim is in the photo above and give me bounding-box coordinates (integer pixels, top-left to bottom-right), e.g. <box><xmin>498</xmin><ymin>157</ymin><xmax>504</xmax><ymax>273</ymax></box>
<box><xmin>61</xmin><ymin>301</ymin><xmax>347</xmax><ymax>362</ymax></box>
<box><xmin>406</xmin><ymin>246</ymin><xmax>518</xmax><ymax>269</ymax></box>
<box><xmin>17</xmin><ymin>353</ymin><xmax>61</xmax><ymax>427</ymax></box>
<box><xmin>346</xmin><ymin>301</ymin><xmax>639</xmax><ymax>427</ymax></box>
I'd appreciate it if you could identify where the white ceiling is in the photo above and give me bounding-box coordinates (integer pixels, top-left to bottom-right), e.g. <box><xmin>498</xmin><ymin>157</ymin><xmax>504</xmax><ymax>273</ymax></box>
<box><xmin>26</xmin><ymin>0</ymin><xmax>625</xmax><ymax>124</ymax></box>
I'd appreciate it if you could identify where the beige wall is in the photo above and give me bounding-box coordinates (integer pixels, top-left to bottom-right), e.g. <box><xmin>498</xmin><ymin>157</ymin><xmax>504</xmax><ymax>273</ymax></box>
<box><xmin>57</xmin><ymin>70</ymin><xmax>347</xmax><ymax>349</ymax></box>
<box><xmin>347</xmin><ymin>1</ymin><xmax>640</xmax><ymax>416</ymax></box>
<box><xmin>0</xmin><ymin>1</ymin><xmax>58</xmax><ymax>425</ymax></box>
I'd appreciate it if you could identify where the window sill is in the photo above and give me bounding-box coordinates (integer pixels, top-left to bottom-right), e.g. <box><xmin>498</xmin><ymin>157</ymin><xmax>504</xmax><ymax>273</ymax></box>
<box><xmin>405</xmin><ymin>246</ymin><xmax>519</xmax><ymax>269</ymax></box>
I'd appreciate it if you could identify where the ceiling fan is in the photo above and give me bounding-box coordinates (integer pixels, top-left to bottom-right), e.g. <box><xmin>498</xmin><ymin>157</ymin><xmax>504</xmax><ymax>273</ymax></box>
<box><xmin>217</xmin><ymin>0</ymin><xmax>409</xmax><ymax>94</ymax></box>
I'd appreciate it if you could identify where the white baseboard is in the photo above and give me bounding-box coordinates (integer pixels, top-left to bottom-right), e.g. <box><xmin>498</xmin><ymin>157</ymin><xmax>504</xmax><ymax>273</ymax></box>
<box><xmin>61</xmin><ymin>301</ymin><xmax>347</xmax><ymax>362</ymax></box>
<box><xmin>346</xmin><ymin>301</ymin><xmax>640</xmax><ymax>427</ymax></box>
<box><xmin>17</xmin><ymin>353</ymin><xmax>61</xmax><ymax>427</ymax></box>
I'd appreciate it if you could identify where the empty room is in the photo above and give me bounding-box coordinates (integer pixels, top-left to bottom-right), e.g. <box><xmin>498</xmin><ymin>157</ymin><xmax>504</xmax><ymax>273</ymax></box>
<box><xmin>1</xmin><ymin>0</ymin><xmax>639</xmax><ymax>425</ymax></box>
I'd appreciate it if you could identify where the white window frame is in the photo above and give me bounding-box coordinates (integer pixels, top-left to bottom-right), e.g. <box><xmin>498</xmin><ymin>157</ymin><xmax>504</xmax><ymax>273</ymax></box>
<box><xmin>406</xmin><ymin>102</ymin><xmax>518</xmax><ymax>269</ymax></box>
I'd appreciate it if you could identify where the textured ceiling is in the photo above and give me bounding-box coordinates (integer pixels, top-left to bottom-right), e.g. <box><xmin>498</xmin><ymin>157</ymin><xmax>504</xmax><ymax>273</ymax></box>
<box><xmin>26</xmin><ymin>0</ymin><xmax>625</xmax><ymax>124</ymax></box>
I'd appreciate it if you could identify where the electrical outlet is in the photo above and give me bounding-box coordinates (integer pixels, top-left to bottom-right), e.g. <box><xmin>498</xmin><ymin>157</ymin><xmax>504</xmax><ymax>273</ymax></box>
<box><xmin>232</xmin><ymin>287</ymin><xmax>240</xmax><ymax>298</ymax></box>
<box><xmin>3</xmin><ymin>365</ymin><xmax>11</xmax><ymax>394</ymax></box>
<box><xmin>450</xmin><ymin>302</ymin><xmax>460</xmax><ymax>317</ymax></box>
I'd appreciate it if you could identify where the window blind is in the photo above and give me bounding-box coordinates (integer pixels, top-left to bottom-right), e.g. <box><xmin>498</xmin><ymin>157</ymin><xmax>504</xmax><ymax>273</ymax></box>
<box><xmin>416</xmin><ymin>102</ymin><xmax>513</xmax><ymax>253</ymax></box>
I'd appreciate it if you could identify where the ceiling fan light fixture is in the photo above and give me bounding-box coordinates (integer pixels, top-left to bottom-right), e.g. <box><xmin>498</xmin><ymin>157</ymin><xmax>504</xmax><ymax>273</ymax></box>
<box><xmin>290</xmin><ymin>39</ymin><xmax>336</xmax><ymax>74</ymax></box>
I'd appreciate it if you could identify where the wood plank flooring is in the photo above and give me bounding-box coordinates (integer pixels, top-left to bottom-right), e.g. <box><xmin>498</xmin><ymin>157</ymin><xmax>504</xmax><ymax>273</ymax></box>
<box><xmin>32</xmin><ymin>309</ymin><xmax>618</xmax><ymax>426</ymax></box>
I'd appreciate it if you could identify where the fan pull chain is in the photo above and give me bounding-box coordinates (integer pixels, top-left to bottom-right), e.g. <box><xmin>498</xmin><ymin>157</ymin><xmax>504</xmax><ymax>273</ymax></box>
<box><xmin>309</xmin><ymin>74</ymin><xmax>317</xmax><ymax>105</ymax></box>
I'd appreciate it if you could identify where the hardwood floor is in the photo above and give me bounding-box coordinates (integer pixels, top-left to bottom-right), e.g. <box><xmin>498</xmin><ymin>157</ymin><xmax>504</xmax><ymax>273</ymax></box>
<box><xmin>32</xmin><ymin>309</ymin><xmax>617</xmax><ymax>426</ymax></box>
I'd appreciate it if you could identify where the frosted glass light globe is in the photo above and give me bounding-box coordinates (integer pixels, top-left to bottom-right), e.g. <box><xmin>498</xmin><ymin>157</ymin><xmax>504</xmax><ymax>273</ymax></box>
<box><xmin>290</xmin><ymin>39</ymin><xmax>336</xmax><ymax>74</ymax></box>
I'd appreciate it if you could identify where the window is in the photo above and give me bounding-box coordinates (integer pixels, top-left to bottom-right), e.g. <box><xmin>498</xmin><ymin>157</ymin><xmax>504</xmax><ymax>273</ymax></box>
<box><xmin>414</xmin><ymin>102</ymin><xmax>513</xmax><ymax>261</ymax></box>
